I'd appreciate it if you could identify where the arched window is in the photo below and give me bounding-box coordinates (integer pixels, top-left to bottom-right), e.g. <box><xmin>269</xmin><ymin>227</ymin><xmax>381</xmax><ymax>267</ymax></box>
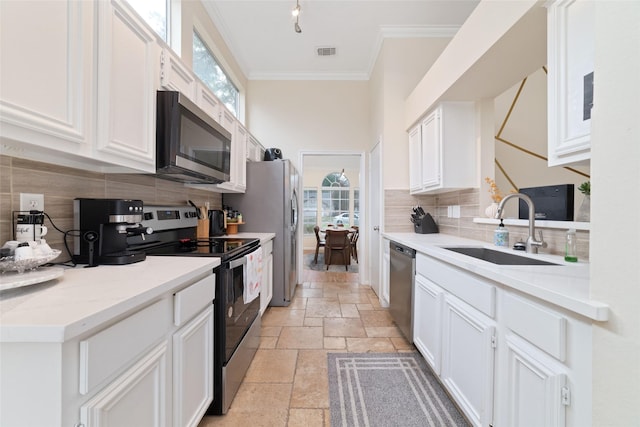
<box><xmin>322</xmin><ymin>171</ymin><xmax>351</xmax><ymax>226</ymax></box>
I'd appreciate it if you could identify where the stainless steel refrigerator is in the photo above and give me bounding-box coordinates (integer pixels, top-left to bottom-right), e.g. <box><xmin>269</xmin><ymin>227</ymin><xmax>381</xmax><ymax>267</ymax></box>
<box><xmin>224</xmin><ymin>159</ymin><xmax>299</xmax><ymax>306</ymax></box>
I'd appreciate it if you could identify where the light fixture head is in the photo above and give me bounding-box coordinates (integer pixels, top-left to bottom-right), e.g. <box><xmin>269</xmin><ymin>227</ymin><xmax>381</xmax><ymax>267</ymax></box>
<box><xmin>292</xmin><ymin>0</ymin><xmax>302</xmax><ymax>33</ymax></box>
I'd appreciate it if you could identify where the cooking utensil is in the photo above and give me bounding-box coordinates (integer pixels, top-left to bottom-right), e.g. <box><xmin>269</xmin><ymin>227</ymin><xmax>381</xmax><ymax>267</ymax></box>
<box><xmin>188</xmin><ymin>200</ymin><xmax>202</xmax><ymax>219</ymax></box>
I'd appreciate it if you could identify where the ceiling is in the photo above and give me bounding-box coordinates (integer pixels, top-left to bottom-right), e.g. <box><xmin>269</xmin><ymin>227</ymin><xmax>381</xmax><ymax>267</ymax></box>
<box><xmin>202</xmin><ymin>0</ymin><xmax>480</xmax><ymax>80</ymax></box>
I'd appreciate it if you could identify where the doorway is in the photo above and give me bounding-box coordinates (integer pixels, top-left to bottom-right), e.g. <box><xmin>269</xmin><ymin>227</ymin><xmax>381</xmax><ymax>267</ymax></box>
<box><xmin>298</xmin><ymin>151</ymin><xmax>366</xmax><ymax>285</ymax></box>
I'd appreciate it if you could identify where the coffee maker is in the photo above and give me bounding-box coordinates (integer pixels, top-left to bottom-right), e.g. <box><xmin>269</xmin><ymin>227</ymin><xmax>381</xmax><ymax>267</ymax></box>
<box><xmin>74</xmin><ymin>198</ymin><xmax>151</xmax><ymax>266</ymax></box>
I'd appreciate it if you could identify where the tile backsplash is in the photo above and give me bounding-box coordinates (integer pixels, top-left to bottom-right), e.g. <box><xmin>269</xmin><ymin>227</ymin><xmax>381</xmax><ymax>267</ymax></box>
<box><xmin>1</xmin><ymin>155</ymin><xmax>590</xmax><ymax>262</ymax></box>
<box><xmin>0</xmin><ymin>155</ymin><xmax>223</xmax><ymax>256</ymax></box>
<box><xmin>384</xmin><ymin>188</ymin><xmax>590</xmax><ymax>260</ymax></box>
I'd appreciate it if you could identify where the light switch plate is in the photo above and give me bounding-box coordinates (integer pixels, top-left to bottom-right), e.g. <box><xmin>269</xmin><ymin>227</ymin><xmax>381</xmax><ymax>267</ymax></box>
<box><xmin>20</xmin><ymin>193</ymin><xmax>44</xmax><ymax>212</ymax></box>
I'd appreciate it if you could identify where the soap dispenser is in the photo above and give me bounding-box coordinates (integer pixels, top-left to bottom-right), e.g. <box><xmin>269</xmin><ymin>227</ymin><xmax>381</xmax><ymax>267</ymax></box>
<box><xmin>565</xmin><ymin>229</ymin><xmax>578</xmax><ymax>262</ymax></box>
<box><xmin>494</xmin><ymin>219</ymin><xmax>509</xmax><ymax>247</ymax></box>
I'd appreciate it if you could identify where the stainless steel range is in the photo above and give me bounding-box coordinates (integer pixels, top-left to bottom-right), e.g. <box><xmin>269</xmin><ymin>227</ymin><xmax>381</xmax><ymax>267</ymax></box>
<box><xmin>128</xmin><ymin>205</ymin><xmax>261</xmax><ymax>415</ymax></box>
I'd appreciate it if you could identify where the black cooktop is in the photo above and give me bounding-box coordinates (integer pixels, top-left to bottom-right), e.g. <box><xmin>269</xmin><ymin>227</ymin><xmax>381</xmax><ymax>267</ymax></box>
<box><xmin>144</xmin><ymin>237</ymin><xmax>260</xmax><ymax>261</ymax></box>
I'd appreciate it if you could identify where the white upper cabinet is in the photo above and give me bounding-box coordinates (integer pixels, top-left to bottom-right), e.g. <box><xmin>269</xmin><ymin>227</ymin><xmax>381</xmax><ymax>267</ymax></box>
<box><xmin>0</xmin><ymin>0</ymin><xmax>94</xmax><ymax>160</ymax></box>
<box><xmin>247</xmin><ymin>133</ymin><xmax>264</xmax><ymax>162</ymax></box>
<box><xmin>0</xmin><ymin>0</ymin><xmax>158</xmax><ymax>173</ymax></box>
<box><xmin>547</xmin><ymin>0</ymin><xmax>594</xmax><ymax>166</ymax></box>
<box><xmin>160</xmin><ymin>48</ymin><xmax>197</xmax><ymax>102</ymax></box>
<box><xmin>196</xmin><ymin>82</ymin><xmax>222</xmax><ymax>124</ymax></box>
<box><xmin>215</xmin><ymin>119</ymin><xmax>247</xmax><ymax>193</ymax></box>
<box><xmin>409</xmin><ymin>102</ymin><xmax>477</xmax><ymax>194</ymax></box>
<box><xmin>408</xmin><ymin>125</ymin><xmax>422</xmax><ymax>192</ymax></box>
<box><xmin>93</xmin><ymin>0</ymin><xmax>158</xmax><ymax>172</ymax></box>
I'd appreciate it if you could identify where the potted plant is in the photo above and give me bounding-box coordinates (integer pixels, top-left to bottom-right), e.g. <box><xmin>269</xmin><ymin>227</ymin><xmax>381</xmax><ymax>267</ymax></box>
<box><xmin>577</xmin><ymin>181</ymin><xmax>590</xmax><ymax>221</ymax></box>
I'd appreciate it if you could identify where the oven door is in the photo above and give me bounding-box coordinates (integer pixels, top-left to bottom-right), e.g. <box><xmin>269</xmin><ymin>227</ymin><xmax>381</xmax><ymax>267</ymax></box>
<box><xmin>223</xmin><ymin>255</ymin><xmax>260</xmax><ymax>362</ymax></box>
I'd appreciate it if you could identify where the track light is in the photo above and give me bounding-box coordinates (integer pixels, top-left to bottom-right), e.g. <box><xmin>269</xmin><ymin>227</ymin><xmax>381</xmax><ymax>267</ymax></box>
<box><xmin>292</xmin><ymin>0</ymin><xmax>302</xmax><ymax>33</ymax></box>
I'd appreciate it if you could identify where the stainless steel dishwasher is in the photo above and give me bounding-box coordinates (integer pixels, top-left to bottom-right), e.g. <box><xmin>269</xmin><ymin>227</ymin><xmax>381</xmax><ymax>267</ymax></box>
<box><xmin>389</xmin><ymin>241</ymin><xmax>416</xmax><ymax>343</ymax></box>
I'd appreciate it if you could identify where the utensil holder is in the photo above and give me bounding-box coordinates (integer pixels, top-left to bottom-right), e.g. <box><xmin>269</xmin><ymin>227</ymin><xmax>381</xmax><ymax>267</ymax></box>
<box><xmin>197</xmin><ymin>219</ymin><xmax>210</xmax><ymax>239</ymax></box>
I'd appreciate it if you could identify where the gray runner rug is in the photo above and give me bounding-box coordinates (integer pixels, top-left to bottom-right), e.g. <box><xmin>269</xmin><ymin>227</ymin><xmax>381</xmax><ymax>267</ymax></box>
<box><xmin>327</xmin><ymin>353</ymin><xmax>469</xmax><ymax>427</ymax></box>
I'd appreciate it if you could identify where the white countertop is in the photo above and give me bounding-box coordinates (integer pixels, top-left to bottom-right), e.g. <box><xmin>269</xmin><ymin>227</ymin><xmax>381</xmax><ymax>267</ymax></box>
<box><xmin>0</xmin><ymin>256</ymin><xmax>220</xmax><ymax>343</ymax></box>
<box><xmin>224</xmin><ymin>232</ymin><xmax>275</xmax><ymax>245</ymax></box>
<box><xmin>382</xmin><ymin>232</ymin><xmax>609</xmax><ymax>321</ymax></box>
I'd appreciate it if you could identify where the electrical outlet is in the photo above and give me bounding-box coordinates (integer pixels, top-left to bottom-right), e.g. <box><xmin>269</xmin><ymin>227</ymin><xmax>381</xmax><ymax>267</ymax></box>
<box><xmin>20</xmin><ymin>193</ymin><xmax>44</xmax><ymax>212</ymax></box>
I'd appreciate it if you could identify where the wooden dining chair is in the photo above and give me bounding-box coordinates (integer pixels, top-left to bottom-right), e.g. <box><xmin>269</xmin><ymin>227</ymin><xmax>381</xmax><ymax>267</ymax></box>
<box><xmin>324</xmin><ymin>229</ymin><xmax>350</xmax><ymax>271</ymax></box>
<box><xmin>313</xmin><ymin>225</ymin><xmax>325</xmax><ymax>264</ymax></box>
<box><xmin>350</xmin><ymin>226</ymin><xmax>359</xmax><ymax>263</ymax></box>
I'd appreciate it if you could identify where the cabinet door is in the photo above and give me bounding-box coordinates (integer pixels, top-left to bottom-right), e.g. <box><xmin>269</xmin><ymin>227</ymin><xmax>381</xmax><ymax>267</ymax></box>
<box><xmin>196</xmin><ymin>83</ymin><xmax>221</xmax><ymax>123</ymax></box>
<box><xmin>173</xmin><ymin>305</ymin><xmax>214</xmax><ymax>427</ymax></box>
<box><xmin>547</xmin><ymin>0</ymin><xmax>594</xmax><ymax>166</ymax></box>
<box><xmin>441</xmin><ymin>294</ymin><xmax>495</xmax><ymax>427</ymax></box>
<box><xmin>380</xmin><ymin>240</ymin><xmax>390</xmax><ymax>307</ymax></box>
<box><xmin>260</xmin><ymin>251</ymin><xmax>273</xmax><ymax>315</ymax></box>
<box><xmin>413</xmin><ymin>275</ymin><xmax>443</xmax><ymax>374</ymax></box>
<box><xmin>94</xmin><ymin>0</ymin><xmax>157</xmax><ymax>172</ymax></box>
<box><xmin>160</xmin><ymin>48</ymin><xmax>196</xmax><ymax>101</ymax></box>
<box><xmin>81</xmin><ymin>342</ymin><xmax>168</xmax><ymax>427</ymax></box>
<box><xmin>233</xmin><ymin>123</ymin><xmax>247</xmax><ymax>190</ymax></box>
<box><xmin>420</xmin><ymin>110</ymin><xmax>441</xmax><ymax>188</ymax></box>
<box><xmin>408</xmin><ymin>125</ymin><xmax>422</xmax><ymax>192</ymax></box>
<box><xmin>504</xmin><ymin>334</ymin><xmax>567</xmax><ymax>427</ymax></box>
<box><xmin>247</xmin><ymin>134</ymin><xmax>262</xmax><ymax>162</ymax></box>
<box><xmin>0</xmin><ymin>0</ymin><xmax>93</xmax><ymax>155</ymax></box>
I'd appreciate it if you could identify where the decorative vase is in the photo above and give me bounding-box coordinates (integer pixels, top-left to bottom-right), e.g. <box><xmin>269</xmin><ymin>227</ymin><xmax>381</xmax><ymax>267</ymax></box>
<box><xmin>485</xmin><ymin>202</ymin><xmax>499</xmax><ymax>218</ymax></box>
<box><xmin>576</xmin><ymin>195</ymin><xmax>590</xmax><ymax>222</ymax></box>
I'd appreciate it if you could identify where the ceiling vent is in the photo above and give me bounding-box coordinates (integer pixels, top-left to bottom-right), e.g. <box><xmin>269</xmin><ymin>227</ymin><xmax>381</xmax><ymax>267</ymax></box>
<box><xmin>316</xmin><ymin>47</ymin><xmax>337</xmax><ymax>57</ymax></box>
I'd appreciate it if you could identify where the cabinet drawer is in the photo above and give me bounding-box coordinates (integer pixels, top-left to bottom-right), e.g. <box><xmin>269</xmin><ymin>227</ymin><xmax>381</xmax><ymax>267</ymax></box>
<box><xmin>174</xmin><ymin>274</ymin><xmax>215</xmax><ymax>327</ymax></box>
<box><xmin>417</xmin><ymin>253</ymin><xmax>496</xmax><ymax>318</ymax></box>
<box><xmin>504</xmin><ymin>292</ymin><xmax>567</xmax><ymax>361</ymax></box>
<box><xmin>79</xmin><ymin>298</ymin><xmax>172</xmax><ymax>395</ymax></box>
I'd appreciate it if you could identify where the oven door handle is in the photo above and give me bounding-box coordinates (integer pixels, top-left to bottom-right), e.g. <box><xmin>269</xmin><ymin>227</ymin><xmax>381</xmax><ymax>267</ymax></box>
<box><xmin>228</xmin><ymin>256</ymin><xmax>247</xmax><ymax>269</ymax></box>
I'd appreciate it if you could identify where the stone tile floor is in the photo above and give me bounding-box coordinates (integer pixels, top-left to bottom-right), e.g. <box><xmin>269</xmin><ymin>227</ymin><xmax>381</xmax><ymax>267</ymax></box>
<box><xmin>198</xmin><ymin>264</ymin><xmax>412</xmax><ymax>427</ymax></box>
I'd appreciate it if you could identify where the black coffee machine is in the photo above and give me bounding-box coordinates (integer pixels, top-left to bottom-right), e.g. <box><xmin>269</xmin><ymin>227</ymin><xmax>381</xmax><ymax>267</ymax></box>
<box><xmin>73</xmin><ymin>198</ymin><xmax>151</xmax><ymax>266</ymax></box>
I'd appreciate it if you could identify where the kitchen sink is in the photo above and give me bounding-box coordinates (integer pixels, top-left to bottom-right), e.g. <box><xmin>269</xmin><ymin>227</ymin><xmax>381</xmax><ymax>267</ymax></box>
<box><xmin>442</xmin><ymin>247</ymin><xmax>560</xmax><ymax>266</ymax></box>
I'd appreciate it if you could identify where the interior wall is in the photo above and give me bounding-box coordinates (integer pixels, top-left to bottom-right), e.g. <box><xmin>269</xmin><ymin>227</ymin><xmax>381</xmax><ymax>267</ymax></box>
<box><xmin>591</xmin><ymin>2</ymin><xmax>640</xmax><ymax>424</ymax></box>
<box><xmin>245</xmin><ymin>80</ymin><xmax>370</xmax><ymax>173</ymax></box>
<box><xmin>379</xmin><ymin>38</ymin><xmax>452</xmax><ymax>190</ymax></box>
<box><xmin>493</xmin><ymin>68</ymin><xmax>590</xmax><ymax>219</ymax></box>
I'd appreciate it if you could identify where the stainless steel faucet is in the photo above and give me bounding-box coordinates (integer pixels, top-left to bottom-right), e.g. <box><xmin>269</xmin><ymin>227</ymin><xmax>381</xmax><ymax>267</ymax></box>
<box><xmin>496</xmin><ymin>193</ymin><xmax>547</xmax><ymax>254</ymax></box>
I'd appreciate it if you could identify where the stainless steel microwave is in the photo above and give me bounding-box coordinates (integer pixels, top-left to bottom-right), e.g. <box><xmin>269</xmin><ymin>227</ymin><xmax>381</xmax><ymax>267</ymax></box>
<box><xmin>155</xmin><ymin>91</ymin><xmax>231</xmax><ymax>184</ymax></box>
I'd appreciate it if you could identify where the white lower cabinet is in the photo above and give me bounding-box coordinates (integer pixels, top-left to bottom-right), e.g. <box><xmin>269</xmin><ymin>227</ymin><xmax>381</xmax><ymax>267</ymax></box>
<box><xmin>441</xmin><ymin>294</ymin><xmax>496</xmax><ymax>427</ymax></box>
<box><xmin>412</xmin><ymin>252</ymin><xmax>593</xmax><ymax>427</ymax></box>
<box><xmin>503</xmin><ymin>334</ymin><xmax>567</xmax><ymax>427</ymax></box>
<box><xmin>0</xmin><ymin>272</ymin><xmax>215</xmax><ymax>427</ymax></box>
<box><xmin>81</xmin><ymin>342</ymin><xmax>169</xmax><ymax>427</ymax></box>
<box><xmin>173</xmin><ymin>305</ymin><xmax>214</xmax><ymax>427</ymax></box>
<box><xmin>413</xmin><ymin>275</ymin><xmax>443</xmax><ymax>374</ymax></box>
<box><xmin>260</xmin><ymin>239</ymin><xmax>274</xmax><ymax>315</ymax></box>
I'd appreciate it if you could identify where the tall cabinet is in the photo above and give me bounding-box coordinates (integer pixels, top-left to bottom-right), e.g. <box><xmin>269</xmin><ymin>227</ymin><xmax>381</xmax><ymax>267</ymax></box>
<box><xmin>0</xmin><ymin>0</ymin><xmax>94</xmax><ymax>160</ymax></box>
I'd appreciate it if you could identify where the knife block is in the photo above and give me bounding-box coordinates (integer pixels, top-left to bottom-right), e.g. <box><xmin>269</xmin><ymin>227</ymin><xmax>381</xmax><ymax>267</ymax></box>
<box><xmin>197</xmin><ymin>219</ymin><xmax>210</xmax><ymax>239</ymax></box>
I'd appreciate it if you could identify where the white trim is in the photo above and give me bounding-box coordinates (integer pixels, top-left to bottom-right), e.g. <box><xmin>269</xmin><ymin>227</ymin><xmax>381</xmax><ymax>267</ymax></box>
<box><xmin>248</xmin><ymin>72</ymin><xmax>370</xmax><ymax>81</ymax></box>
